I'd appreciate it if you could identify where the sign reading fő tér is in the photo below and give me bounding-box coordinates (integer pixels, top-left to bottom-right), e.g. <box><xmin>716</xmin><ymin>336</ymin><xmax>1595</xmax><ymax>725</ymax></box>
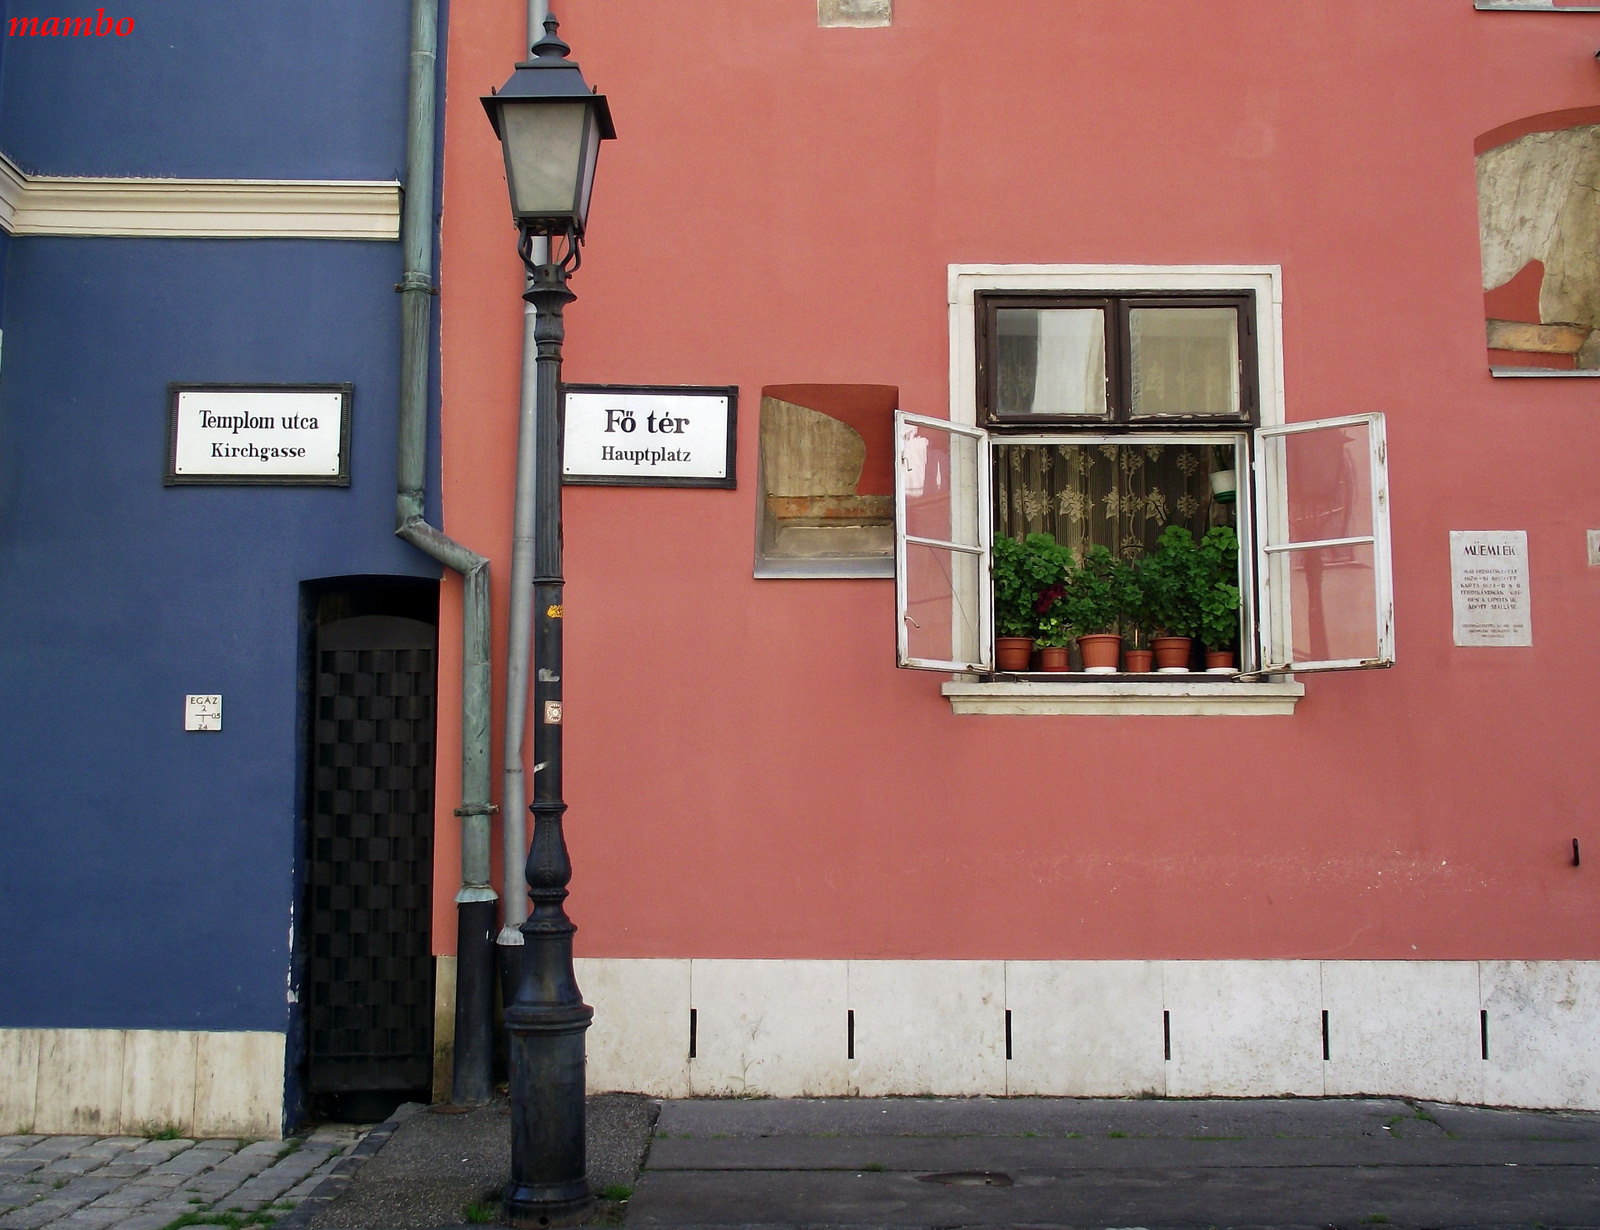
<box><xmin>562</xmin><ymin>384</ymin><xmax>737</xmax><ymax>488</ymax></box>
<box><xmin>166</xmin><ymin>384</ymin><xmax>352</xmax><ymax>486</ymax></box>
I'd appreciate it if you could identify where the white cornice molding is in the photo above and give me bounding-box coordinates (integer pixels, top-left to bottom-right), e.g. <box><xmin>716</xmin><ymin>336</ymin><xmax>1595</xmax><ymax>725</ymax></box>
<box><xmin>0</xmin><ymin>154</ymin><xmax>400</xmax><ymax>240</ymax></box>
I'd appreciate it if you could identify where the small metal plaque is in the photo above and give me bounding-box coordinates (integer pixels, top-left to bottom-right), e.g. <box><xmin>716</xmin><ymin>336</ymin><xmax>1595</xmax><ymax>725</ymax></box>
<box><xmin>166</xmin><ymin>383</ymin><xmax>352</xmax><ymax>486</ymax></box>
<box><xmin>185</xmin><ymin>694</ymin><xmax>222</xmax><ymax>732</ymax></box>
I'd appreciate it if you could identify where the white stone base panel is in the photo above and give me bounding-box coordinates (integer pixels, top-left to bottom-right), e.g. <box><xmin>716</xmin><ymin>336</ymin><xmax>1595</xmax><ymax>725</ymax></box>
<box><xmin>574</xmin><ymin>959</ymin><xmax>1600</xmax><ymax>1109</ymax></box>
<box><xmin>0</xmin><ymin>1029</ymin><xmax>285</xmax><ymax>1138</ymax></box>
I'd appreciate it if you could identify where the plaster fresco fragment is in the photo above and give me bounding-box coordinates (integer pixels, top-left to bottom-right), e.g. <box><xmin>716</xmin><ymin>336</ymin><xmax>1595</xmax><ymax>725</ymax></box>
<box><xmin>1477</xmin><ymin>111</ymin><xmax>1600</xmax><ymax>371</ymax></box>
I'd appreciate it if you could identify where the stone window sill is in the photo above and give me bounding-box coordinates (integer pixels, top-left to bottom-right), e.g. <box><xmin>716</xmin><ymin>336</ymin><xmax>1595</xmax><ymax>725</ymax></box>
<box><xmin>942</xmin><ymin>677</ymin><xmax>1304</xmax><ymax>716</ymax></box>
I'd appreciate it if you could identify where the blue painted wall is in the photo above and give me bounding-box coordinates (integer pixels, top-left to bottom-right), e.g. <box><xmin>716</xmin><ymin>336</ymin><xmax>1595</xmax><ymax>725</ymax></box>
<box><xmin>0</xmin><ymin>2</ymin><xmax>408</xmax><ymax>179</ymax></box>
<box><xmin>0</xmin><ymin>0</ymin><xmax>448</xmax><ymax>1037</ymax></box>
<box><xmin>0</xmin><ymin>239</ymin><xmax>438</xmax><ymax>1031</ymax></box>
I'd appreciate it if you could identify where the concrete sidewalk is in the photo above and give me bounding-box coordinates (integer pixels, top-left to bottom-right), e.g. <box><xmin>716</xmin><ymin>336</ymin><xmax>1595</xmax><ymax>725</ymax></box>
<box><xmin>629</xmin><ymin>1096</ymin><xmax>1600</xmax><ymax>1229</ymax></box>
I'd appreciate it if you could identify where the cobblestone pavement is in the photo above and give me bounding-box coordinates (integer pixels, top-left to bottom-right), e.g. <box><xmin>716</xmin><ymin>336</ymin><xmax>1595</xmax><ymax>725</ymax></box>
<box><xmin>0</xmin><ymin>1129</ymin><xmax>367</xmax><ymax>1230</ymax></box>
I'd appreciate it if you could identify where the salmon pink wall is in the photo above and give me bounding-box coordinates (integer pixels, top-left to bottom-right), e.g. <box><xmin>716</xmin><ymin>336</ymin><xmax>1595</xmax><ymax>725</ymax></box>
<box><xmin>436</xmin><ymin>1</ymin><xmax>1600</xmax><ymax>961</ymax></box>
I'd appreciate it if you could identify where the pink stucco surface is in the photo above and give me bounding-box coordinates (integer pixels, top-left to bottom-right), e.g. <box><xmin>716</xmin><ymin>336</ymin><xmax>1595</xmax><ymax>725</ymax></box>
<box><xmin>432</xmin><ymin>1</ymin><xmax>1600</xmax><ymax>961</ymax></box>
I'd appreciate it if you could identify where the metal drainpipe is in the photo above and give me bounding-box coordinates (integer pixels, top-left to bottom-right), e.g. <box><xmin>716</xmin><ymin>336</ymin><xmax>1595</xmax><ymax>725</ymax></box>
<box><xmin>396</xmin><ymin>0</ymin><xmax>497</xmax><ymax>1107</ymax></box>
<box><xmin>497</xmin><ymin>0</ymin><xmax>553</xmax><ymax>986</ymax></box>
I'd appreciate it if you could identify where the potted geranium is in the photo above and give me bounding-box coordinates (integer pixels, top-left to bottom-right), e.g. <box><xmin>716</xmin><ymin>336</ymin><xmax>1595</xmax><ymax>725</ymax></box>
<box><xmin>1197</xmin><ymin>525</ymin><xmax>1242</xmax><ymax>672</ymax></box>
<box><xmin>1140</xmin><ymin>525</ymin><xmax>1202</xmax><ymax>671</ymax></box>
<box><xmin>1064</xmin><ymin>545</ymin><xmax>1123</xmax><ymax>672</ymax></box>
<box><xmin>992</xmin><ymin>533</ymin><xmax>1067</xmax><ymax>672</ymax></box>
<box><xmin>1115</xmin><ymin>555</ymin><xmax>1154</xmax><ymax>673</ymax></box>
<box><xmin>1034</xmin><ymin>580</ymin><xmax>1072</xmax><ymax>671</ymax></box>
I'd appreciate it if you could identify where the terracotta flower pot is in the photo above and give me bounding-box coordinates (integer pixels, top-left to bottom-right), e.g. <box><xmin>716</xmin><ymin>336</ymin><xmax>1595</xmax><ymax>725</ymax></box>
<box><xmin>996</xmin><ymin>637</ymin><xmax>1034</xmax><ymax>672</ymax></box>
<box><xmin>1123</xmin><ymin>648</ymin><xmax>1154</xmax><ymax>673</ymax></box>
<box><xmin>1205</xmin><ymin>649</ymin><xmax>1236</xmax><ymax>673</ymax></box>
<box><xmin>1038</xmin><ymin>646</ymin><xmax>1070</xmax><ymax>672</ymax></box>
<box><xmin>1077</xmin><ymin>634</ymin><xmax>1122</xmax><ymax>674</ymax></box>
<box><xmin>1152</xmin><ymin>635</ymin><xmax>1193</xmax><ymax>672</ymax></box>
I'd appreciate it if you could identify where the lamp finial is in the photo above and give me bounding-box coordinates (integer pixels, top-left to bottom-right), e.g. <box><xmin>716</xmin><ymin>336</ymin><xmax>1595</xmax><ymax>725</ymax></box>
<box><xmin>531</xmin><ymin>14</ymin><xmax>569</xmax><ymax>61</ymax></box>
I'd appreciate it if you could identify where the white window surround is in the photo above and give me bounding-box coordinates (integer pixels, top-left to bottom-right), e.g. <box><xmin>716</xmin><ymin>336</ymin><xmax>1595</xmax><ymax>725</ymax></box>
<box><xmin>943</xmin><ymin>264</ymin><xmax>1301</xmax><ymax>716</ymax></box>
<box><xmin>1475</xmin><ymin>2</ymin><xmax>1600</xmax><ymax>10</ymax></box>
<box><xmin>0</xmin><ymin>151</ymin><xmax>400</xmax><ymax>240</ymax></box>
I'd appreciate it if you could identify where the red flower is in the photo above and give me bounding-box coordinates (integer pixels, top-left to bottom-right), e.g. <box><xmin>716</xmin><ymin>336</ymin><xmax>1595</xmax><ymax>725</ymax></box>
<box><xmin>1035</xmin><ymin>583</ymin><xmax>1066</xmax><ymax>615</ymax></box>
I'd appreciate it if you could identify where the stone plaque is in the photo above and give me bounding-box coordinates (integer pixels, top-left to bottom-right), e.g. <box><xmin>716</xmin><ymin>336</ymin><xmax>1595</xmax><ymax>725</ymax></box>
<box><xmin>1450</xmin><ymin>530</ymin><xmax>1532</xmax><ymax>647</ymax></box>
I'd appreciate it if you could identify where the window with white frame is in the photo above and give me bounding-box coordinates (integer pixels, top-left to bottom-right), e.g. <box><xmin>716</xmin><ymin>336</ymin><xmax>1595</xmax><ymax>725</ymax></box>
<box><xmin>894</xmin><ymin>267</ymin><xmax>1394</xmax><ymax>707</ymax></box>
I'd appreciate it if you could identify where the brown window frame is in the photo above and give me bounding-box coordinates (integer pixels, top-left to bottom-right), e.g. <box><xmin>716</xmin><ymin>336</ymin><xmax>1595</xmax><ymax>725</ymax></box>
<box><xmin>978</xmin><ymin>290</ymin><xmax>1259</xmax><ymax>428</ymax></box>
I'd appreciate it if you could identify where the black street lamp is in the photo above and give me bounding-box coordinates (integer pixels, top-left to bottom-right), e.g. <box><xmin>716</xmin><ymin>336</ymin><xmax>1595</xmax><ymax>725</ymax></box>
<box><xmin>482</xmin><ymin>16</ymin><xmax>615</xmax><ymax>1228</ymax></box>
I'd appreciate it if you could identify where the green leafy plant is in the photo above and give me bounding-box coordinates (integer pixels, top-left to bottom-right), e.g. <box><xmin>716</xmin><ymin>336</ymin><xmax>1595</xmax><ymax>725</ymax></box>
<box><xmin>1196</xmin><ymin>526</ymin><xmax>1241</xmax><ymax>651</ymax></box>
<box><xmin>1063</xmin><ymin>545</ymin><xmax>1122</xmax><ymax>637</ymax></box>
<box><xmin>1139</xmin><ymin>525</ymin><xmax>1203</xmax><ymax>638</ymax></box>
<box><xmin>1112</xmin><ymin>555</ymin><xmax>1152</xmax><ymax>648</ymax></box>
<box><xmin>463</xmin><ymin>1202</ymin><xmax>498</xmax><ymax>1224</ymax></box>
<box><xmin>992</xmin><ymin>532</ymin><xmax>1070</xmax><ymax>638</ymax></box>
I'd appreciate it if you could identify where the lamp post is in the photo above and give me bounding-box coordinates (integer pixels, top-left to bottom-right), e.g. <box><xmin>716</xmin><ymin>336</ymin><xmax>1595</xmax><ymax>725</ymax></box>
<box><xmin>482</xmin><ymin>17</ymin><xmax>615</xmax><ymax>1227</ymax></box>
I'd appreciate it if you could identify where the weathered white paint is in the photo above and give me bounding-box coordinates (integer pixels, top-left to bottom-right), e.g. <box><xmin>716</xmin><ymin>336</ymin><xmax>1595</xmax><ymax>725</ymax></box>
<box><xmin>1005</xmin><ymin>961</ymin><xmax>1164</xmax><ymax>1097</ymax></box>
<box><xmin>691</xmin><ymin>960</ymin><xmax>847</xmax><ymax>1097</ymax></box>
<box><xmin>121</xmin><ymin>1030</ymin><xmax>200</xmax><ymax>1136</ymax></box>
<box><xmin>1482</xmin><ymin>960</ymin><xmax>1600</xmax><ymax>1110</ymax></box>
<box><xmin>850</xmin><ymin>961</ymin><xmax>1007</xmax><ymax>1096</ymax></box>
<box><xmin>576</xmin><ymin>957</ymin><xmax>693</xmax><ymax>1099</ymax></box>
<box><xmin>34</xmin><ymin>1030</ymin><xmax>126</xmax><ymax>1135</ymax></box>
<box><xmin>195</xmin><ymin>1033</ymin><xmax>284</xmax><ymax>1139</ymax></box>
<box><xmin>0</xmin><ymin>152</ymin><xmax>400</xmax><ymax>240</ymax></box>
<box><xmin>818</xmin><ymin>0</ymin><xmax>891</xmax><ymax>27</ymax></box>
<box><xmin>1165</xmin><ymin>961</ymin><xmax>1324</xmax><ymax>1098</ymax></box>
<box><xmin>0</xmin><ymin>1029</ymin><xmax>41</xmax><ymax>1135</ymax></box>
<box><xmin>1322</xmin><ymin>962</ymin><xmax>1483</xmax><ymax>1104</ymax></box>
<box><xmin>942</xmin><ymin>679</ymin><xmax>1303</xmax><ymax>716</ymax></box>
<box><xmin>579</xmin><ymin>959</ymin><xmax>1600</xmax><ymax>1109</ymax></box>
<box><xmin>0</xmin><ymin>1029</ymin><xmax>284</xmax><ymax>1138</ymax></box>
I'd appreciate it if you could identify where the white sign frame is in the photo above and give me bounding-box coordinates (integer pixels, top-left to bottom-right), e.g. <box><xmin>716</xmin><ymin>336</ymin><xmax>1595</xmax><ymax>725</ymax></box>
<box><xmin>166</xmin><ymin>383</ymin><xmax>352</xmax><ymax>486</ymax></box>
<box><xmin>562</xmin><ymin>384</ymin><xmax>737</xmax><ymax>488</ymax></box>
<box><xmin>1450</xmin><ymin>530</ymin><xmax>1532</xmax><ymax>647</ymax></box>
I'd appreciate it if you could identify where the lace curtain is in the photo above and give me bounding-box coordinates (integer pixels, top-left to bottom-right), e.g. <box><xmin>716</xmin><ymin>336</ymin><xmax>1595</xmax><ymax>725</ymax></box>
<box><xmin>994</xmin><ymin>442</ymin><xmax>1224</xmax><ymax>560</ymax></box>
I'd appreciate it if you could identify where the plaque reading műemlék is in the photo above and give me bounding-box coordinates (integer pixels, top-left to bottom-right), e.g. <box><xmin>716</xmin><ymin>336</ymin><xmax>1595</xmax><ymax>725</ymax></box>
<box><xmin>166</xmin><ymin>384</ymin><xmax>352</xmax><ymax>486</ymax></box>
<box><xmin>1450</xmin><ymin>530</ymin><xmax>1531</xmax><ymax>647</ymax></box>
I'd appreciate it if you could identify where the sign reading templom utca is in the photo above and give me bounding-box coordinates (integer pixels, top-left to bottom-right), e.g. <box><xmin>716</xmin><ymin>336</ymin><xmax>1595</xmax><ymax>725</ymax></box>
<box><xmin>562</xmin><ymin>384</ymin><xmax>737</xmax><ymax>488</ymax></box>
<box><xmin>166</xmin><ymin>384</ymin><xmax>352</xmax><ymax>486</ymax></box>
<box><xmin>1451</xmin><ymin>530</ymin><xmax>1532</xmax><ymax>647</ymax></box>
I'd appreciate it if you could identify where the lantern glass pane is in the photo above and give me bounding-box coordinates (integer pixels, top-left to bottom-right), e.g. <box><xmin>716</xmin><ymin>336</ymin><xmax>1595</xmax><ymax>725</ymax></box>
<box><xmin>501</xmin><ymin>99</ymin><xmax>586</xmax><ymax>220</ymax></box>
<box><xmin>575</xmin><ymin>111</ymin><xmax>602</xmax><ymax>232</ymax></box>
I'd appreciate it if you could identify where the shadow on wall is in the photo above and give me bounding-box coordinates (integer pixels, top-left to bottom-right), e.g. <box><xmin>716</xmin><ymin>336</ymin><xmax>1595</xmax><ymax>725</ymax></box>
<box><xmin>1477</xmin><ymin>107</ymin><xmax>1600</xmax><ymax>372</ymax></box>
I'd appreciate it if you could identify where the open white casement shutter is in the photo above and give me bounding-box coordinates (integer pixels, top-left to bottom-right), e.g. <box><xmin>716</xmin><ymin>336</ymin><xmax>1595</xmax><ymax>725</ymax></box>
<box><xmin>894</xmin><ymin>411</ymin><xmax>993</xmax><ymax>672</ymax></box>
<box><xmin>1253</xmin><ymin>413</ymin><xmax>1394</xmax><ymax>673</ymax></box>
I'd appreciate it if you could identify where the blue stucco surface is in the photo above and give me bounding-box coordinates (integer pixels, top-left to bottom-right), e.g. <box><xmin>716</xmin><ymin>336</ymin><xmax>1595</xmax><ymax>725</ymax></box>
<box><xmin>0</xmin><ymin>1</ymin><xmax>409</xmax><ymax>179</ymax></box>
<box><xmin>0</xmin><ymin>237</ymin><xmax>440</xmax><ymax>1031</ymax></box>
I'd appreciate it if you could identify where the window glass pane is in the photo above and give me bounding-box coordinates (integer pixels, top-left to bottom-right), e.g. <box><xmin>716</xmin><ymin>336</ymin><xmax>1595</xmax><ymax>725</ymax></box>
<box><xmin>901</xmin><ymin>422</ymin><xmax>981</xmax><ymax>548</ymax></box>
<box><xmin>904</xmin><ymin>543</ymin><xmax>982</xmax><ymax>665</ymax></box>
<box><xmin>995</xmin><ymin>309</ymin><xmax>1107</xmax><ymax>417</ymax></box>
<box><xmin>1129</xmin><ymin>307</ymin><xmax>1240</xmax><ymax>417</ymax></box>
<box><xmin>1281</xmin><ymin>422</ymin><xmax>1373</xmax><ymax>543</ymax></box>
<box><xmin>1266</xmin><ymin>542</ymin><xmax>1380</xmax><ymax>665</ymax></box>
<box><xmin>992</xmin><ymin>441</ymin><xmax>1235</xmax><ymax>559</ymax></box>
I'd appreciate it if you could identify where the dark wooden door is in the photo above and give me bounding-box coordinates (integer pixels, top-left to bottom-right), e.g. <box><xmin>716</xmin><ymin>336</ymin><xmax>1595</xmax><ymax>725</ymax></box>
<box><xmin>306</xmin><ymin>615</ymin><xmax>437</xmax><ymax>1094</ymax></box>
